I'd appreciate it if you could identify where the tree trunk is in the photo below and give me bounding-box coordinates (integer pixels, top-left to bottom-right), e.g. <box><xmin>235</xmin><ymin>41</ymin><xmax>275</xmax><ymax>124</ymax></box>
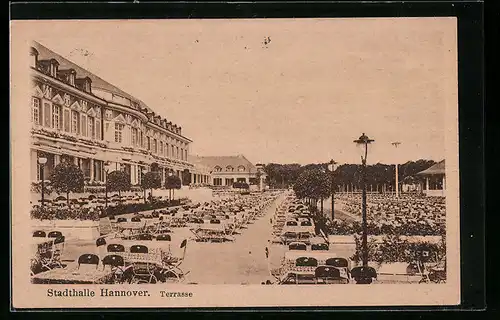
<box><xmin>67</xmin><ymin>190</ymin><xmax>70</xmax><ymax>206</ymax></box>
<box><xmin>320</xmin><ymin>198</ymin><xmax>324</xmax><ymax>215</ymax></box>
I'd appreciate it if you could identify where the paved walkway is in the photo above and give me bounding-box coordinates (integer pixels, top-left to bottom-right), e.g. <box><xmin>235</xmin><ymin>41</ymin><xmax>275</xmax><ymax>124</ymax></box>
<box><xmin>180</xmin><ymin>194</ymin><xmax>284</xmax><ymax>284</ymax></box>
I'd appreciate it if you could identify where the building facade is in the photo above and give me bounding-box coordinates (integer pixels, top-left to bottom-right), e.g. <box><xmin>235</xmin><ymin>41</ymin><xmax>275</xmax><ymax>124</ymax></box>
<box><xmin>30</xmin><ymin>41</ymin><xmax>210</xmax><ymax>188</ymax></box>
<box><xmin>190</xmin><ymin>155</ymin><xmax>262</xmax><ymax>187</ymax></box>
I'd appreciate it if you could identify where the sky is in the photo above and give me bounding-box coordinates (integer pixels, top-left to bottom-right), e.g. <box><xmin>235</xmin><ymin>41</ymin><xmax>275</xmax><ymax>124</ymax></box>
<box><xmin>25</xmin><ymin>18</ymin><xmax>457</xmax><ymax>166</ymax></box>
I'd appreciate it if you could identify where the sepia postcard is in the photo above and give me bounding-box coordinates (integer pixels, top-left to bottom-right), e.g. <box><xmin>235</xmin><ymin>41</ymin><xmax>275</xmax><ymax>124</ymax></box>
<box><xmin>10</xmin><ymin>17</ymin><xmax>460</xmax><ymax>309</ymax></box>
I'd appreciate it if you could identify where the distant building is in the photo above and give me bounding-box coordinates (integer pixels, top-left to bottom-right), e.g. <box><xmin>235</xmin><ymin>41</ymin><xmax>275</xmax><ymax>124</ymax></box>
<box><xmin>190</xmin><ymin>154</ymin><xmax>260</xmax><ymax>187</ymax></box>
<box><xmin>417</xmin><ymin>160</ymin><xmax>446</xmax><ymax>197</ymax></box>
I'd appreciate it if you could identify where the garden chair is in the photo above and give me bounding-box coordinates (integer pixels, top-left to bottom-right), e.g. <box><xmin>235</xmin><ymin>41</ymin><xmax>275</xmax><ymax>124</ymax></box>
<box><xmin>107</xmin><ymin>244</ymin><xmax>125</xmax><ymax>253</ymax></box>
<box><xmin>117</xmin><ymin>217</ymin><xmax>127</xmax><ymax>223</ymax></box>
<box><xmin>311</xmin><ymin>243</ymin><xmax>329</xmax><ymax>251</ymax></box>
<box><xmin>77</xmin><ymin>253</ymin><xmax>100</xmax><ymax>270</ymax></box>
<box><xmin>130</xmin><ymin>257</ymin><xmax>158</xmax><ymax>284</ymax></box>
<box><xmin>96</xmin><ymin>237</ymin><xmax>107</xmax><ymax>247</ymax></box>
<box><xmin>137</xmin><ymin>233</ymin><xmax>153</xmax><ymax>241</ymax></box>
<box><xmin>131</xmin><ymin>217</ymin><xmax>142</xmax><ymax>222</ymax></box>
<box><xmin>350</xmin><ymin>266</ymin><xmax>377</xmax><ymax>284</ymax></box>
<box><xmin>102</xmin><ymin>254</ymin><xmax>127</xmax><ymax>283</ymax></box>
<box><xmin>47</xmin><ymin>231</ymin><xmax>63</xmax><ymax>238</ymax></box>
<box><xmin>288</xmin><ymin>242</ymin><xmax>307</xmax><ymax>251</ymax></box>
<box><xmin>33</xmin><ymin>230</ymin><xmax>46</xmax><ymax>238</ymax></box>
<box><xmin>314</xmin><ymin>266</ymin><xmax>342</xmax><ymax>284</ymax></box>
<box><xmin>161</xmin><ymin>239</ymin><xmax>189</xmax><ymax>281</ymax></box>
<box><xmin>130</xmin><ymin>245</ymin><xmax>148</xmax><ymax>254</ymax></box>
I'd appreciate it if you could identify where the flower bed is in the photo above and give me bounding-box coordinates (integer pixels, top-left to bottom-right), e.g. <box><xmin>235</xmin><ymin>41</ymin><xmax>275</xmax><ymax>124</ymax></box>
<box><xmin>350</xmin><ymin>234</ymin><xmax>446</xmax><ymax>265</ymax></box>
<box><xmin>105</xmin><ymin>199</ymin><xmax>183</xmax><ymax>216</ymax></box>
<box><xmin>30</xmin><ymin>206</ymin><xmax>99</xmax><ymax>221</ymax></box>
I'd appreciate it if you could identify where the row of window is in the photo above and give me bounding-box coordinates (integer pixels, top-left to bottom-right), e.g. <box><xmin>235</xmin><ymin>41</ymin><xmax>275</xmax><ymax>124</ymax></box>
<box><xmin>213</xmin><ymin>165</ymin><xmax>247</xmax><ymax>172</ymax></box>
<box><xmin>33</xmin><ymin>96</ymin><xmax>189</xmax><ymax>161</ymax></box>
<box><xmin>113</xmin><ymin>124</ymin><xmax>188</xmax><ymax>161</ymax></box>
<box><xmin>32</xmin><ymin>97</ymin><xmax>101</xmax><ymax>140</ymax></box>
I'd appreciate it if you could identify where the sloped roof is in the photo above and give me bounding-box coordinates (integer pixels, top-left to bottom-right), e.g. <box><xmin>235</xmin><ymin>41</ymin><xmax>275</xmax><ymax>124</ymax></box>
<box><xmin>190</xmin><ymin>155</ymin><xmax>257</xmax><ymax>173</ymax></box>
<box><xmin>32</xmin><ymin>41</ymin><xmax>151</xmax><ymax>112</ymax></box>
<box><xmin>417</xmin><ymin>160</ymin><xmax>445</xmax><ymax>175</ymax></box>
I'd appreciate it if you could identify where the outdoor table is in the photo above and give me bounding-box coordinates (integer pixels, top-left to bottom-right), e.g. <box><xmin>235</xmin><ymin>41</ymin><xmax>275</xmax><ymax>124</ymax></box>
<box><xmin>117</xmin><ymin>222</ymin><xmax>146</xmax><ymax>230</ymax></box>
<box><xmin>32</xmin><ymin>264</ymin><xmax>113</xmax><ymax>284</ymax></box>
<box><xmin>106</xmin><ymin>240</ymin><xmax>171</xmax><ymax>254</ymax></box>
<box><xmin>118</xmin><ymin>252</ymin><xmax>163</xmax><ymax>265</ymax></box>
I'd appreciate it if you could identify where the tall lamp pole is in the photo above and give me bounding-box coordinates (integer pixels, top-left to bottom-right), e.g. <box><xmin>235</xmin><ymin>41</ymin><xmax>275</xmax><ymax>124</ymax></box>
<box><xmin>104</xmin><ymin>162</ymin><xmax>113</xmax><ymax>209</ymax></box>
<box><xmin>142</xmin><ymin>169</ymin><xmax>148</xmax><ymax>203</ymax></box>
<box><xmin>352</xmin><ymin>133</ymin><xmax>376</xmax><ymax>284</ymax></box>
<box><xmin>327</xmin><ymin>159</ymin><xmax>337</xmax><ymax>221</ymax></box>
<box><xmin>38</xmin><ymin>157</ymin><xmax>47</xmax><ymax>206</ymax></box>
<box><xmin>391</xmin><ymin>142</ymin><xmax>401</xmax><ymax>198</ymax></box>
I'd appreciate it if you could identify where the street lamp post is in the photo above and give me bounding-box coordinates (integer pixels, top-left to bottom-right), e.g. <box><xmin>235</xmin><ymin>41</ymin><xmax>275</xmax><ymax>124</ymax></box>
<box><xmin>142</xmin><ymin>169</ymin><xmax>148</xmax><ymax>203</ymax></box>
<box><xmin>327</xmin><ymin>159</ymin><xmax>337</xmax><ymax>221</ymax></box>
<box><xmin>38</xmin><ymin>157</ymin><xmax>47</xmax><ymax>206</ymax></box>
<box><xmin>392</xmin><ymin>142</ymin><xmax>401</xmax><ymax>198</ymax></box>
<box><xmin>168</xmin><ymin>170</ymin><xmax>174</xmax><ymax>201</ymax></box>
<box><xmin>352</xmin><ymin>133</ymin><xmax>376</xmax><ymax>284</ymax></box>
<box><xmin>104</xmin><ymin>162</ymin><xmax>113</xmax><ymax>209</ymax></box>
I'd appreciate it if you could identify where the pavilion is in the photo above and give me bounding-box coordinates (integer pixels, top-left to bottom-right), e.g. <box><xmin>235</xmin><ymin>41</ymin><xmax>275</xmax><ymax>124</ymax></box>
<box><xmin>417</xmin><ymin>160</ymin><xmax>446</xmax><ymax>197</ymax></box>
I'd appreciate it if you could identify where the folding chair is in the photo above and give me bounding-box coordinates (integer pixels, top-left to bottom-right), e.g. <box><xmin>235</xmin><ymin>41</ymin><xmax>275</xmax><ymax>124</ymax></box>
<box><xmin>131</xmin><ymin>217</ymin><xmax>142</xmax><ymax>222</ymax></box>
<box><xmin>161</xmin><ymin>239</ymin><xmax>189</xmax><ymax>281</ymax></box>
<box><xmin>102</xmin><ymin>254</ymin><xmax>127</xmax><ymax>283</ymax></box>
<box><xmin>130</xmin><ymin>258</ymin><xmax>158</xmax><ymax>284</ymax></box>
<box><xmin>314</xmin><ymin>266</ymin><xmax>343</xmax><ymax>284</ymax></box>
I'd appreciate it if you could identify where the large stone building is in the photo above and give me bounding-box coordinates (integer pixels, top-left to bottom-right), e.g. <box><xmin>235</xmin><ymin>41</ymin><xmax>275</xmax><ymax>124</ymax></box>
<box><xmin>30</xmin><ymin>41</ymin><xmax>210</xmax><ymax>188</ymax></box>
<box><xmin>189</xmin><ymin>155</ymin><xmax>264</xmax><ymax>187</ymax></box>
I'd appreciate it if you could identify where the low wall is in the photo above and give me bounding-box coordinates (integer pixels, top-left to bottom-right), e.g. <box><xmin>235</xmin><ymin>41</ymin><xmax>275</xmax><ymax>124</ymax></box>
<box><xmin>31</xmin><ymin>219</ymin><xmax>99</xmax><ymax>241</ymax></box>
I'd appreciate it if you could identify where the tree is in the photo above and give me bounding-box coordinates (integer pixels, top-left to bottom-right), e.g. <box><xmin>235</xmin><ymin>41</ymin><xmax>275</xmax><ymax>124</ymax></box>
<box><xmin>293</xmin><ymin>168</ymin><xmax>331</xmax><ymax>211</ymax></box>
<box><xmin>165</xmin><ymin>174</ymin><xmax>182</xmax><ymax>200</ymax></box>
<box><xmin>50</xmin><ymin>161</ymin><xmax>85</xmax><ymax>206</ymax></box>
<box><xmin>142</xmin><ymin>171</ymin><xmax>162</xmax><ymax>202</ymax></box>
<box><xmin>106</xmin><ymin>170</ymin><xmax>131</xmax><ymax>197</ymax></box>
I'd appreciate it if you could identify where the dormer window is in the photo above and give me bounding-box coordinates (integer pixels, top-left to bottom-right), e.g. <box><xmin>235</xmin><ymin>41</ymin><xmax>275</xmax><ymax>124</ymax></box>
<box><xmin>68</xmin><ymin>69</ymin><xmax>76</xmax><ymax>85</ymax></box>
<box><xmin>75</xmin><ymin>77</ymin><xmax>92</xmax><ymax>93</ymax></box>
<box><xmin>30</xmin><ymin>47</ymin><xmax>39</xmax><ymax>68</ymax></box>
<box><xmin>58</xmin><ymin>69</ymin><xmax>76</xmax><ymax>86</ymax></box>
<box><xmin>49</xmin><ymin>59</ymin><xmax>59</xmax><ymax>77</ymax></box>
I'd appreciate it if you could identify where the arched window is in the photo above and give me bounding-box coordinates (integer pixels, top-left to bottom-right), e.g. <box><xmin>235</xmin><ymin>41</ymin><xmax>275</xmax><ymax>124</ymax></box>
<box><xmin>214</xmin><ymin>166</ymin><xmax>222</xmax><ymax>172</ymax></box>
<box><xmin>226</xmin><ymin>166</ymin><xmax>234</xmax><ymax>172</ymax></box>
<box><xmin>238</xmin><ymin>165</ymin><xmax>246</xmax><ymax>172</ymax></box>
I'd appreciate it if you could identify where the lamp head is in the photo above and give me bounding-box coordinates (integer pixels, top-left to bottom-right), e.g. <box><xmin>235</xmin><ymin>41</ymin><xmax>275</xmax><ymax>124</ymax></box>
<box><xmin>327</xmin><ymin>159</ymin><xmax>337</xmax><ymax>171</ymax></box>
<box><xmin>38</xmin><ymin>157</ymin><xmax>47</xmax><ymax>165</ymax></box>
<box><xmin>354</xmin><ymin>133</ymin><xmax>375</xmax><ymax>161</ymax></box>
<box><xmin>104</xmin><ymin>162</ymin><xmax>113</xmax><ymax>172</ymax></box>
